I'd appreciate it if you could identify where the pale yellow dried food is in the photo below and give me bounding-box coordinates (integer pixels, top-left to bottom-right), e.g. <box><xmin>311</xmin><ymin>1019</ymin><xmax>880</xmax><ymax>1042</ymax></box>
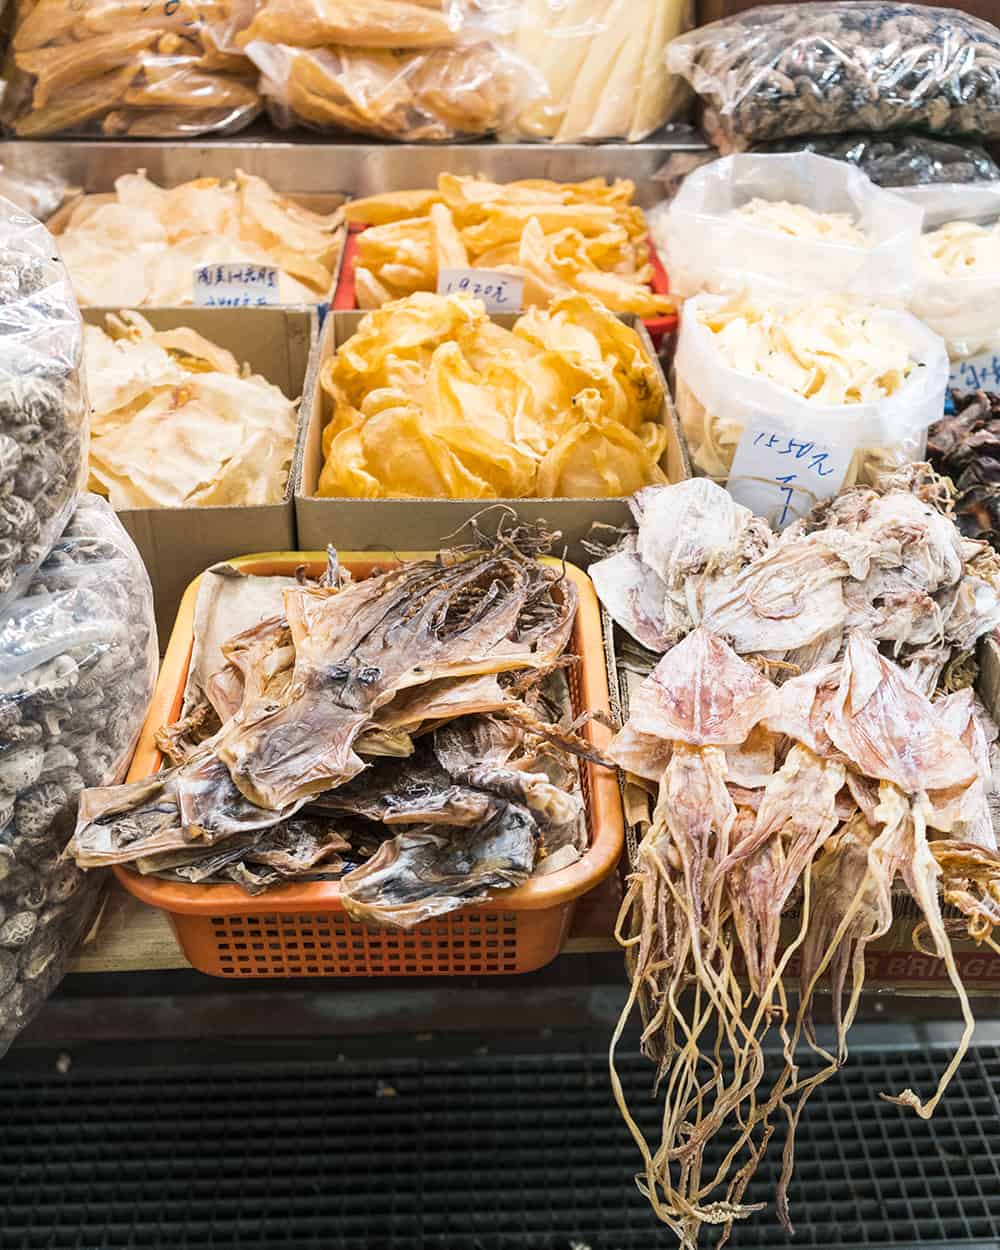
<box><xmin>345</xmin><ymin>174</ymin><xmax>673</xmax><ymax>316</ymax></box>
<box><xmin>85</xmin><ymin>312</ymin><xmax>299</xmax><ymax>511</ymax></box>
<box><xmin>53</xmin><ymin>170</ymin><xmax>344</xmax><ymax>307</ymax></box>
<box><xmin>318</xmin><ymin>290</ymin><xmax>668</xmax><ymax>500</ymax></box>
<box><xmin>6</xmin><ymin>0</ymin><xmax>259</xmax><ymax>137</ymax></box>
<box><xmin>236</xmin><ymin>0</ymin><xmax>465</xmax><ymax>50</ymax></box>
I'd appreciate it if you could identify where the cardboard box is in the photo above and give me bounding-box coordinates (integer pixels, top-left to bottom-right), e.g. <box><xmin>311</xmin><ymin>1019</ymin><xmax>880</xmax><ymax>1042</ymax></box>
<box><xmin>607</xmin><ymin>620</ymin><xmax>1000</xmax><ymax>996</ymax></box>
<box><xmin>82</xmin><ymin>306</ymin><xmax>318</xmax><ymax>641</ymax></box>
<box><xmin>296</xmin><ymin>311</ymin><xmax>690</xmax><ymax>565</ymax></box>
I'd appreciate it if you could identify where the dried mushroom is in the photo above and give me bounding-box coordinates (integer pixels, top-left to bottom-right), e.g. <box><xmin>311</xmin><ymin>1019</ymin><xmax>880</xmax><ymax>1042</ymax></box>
<box><xmin>0</xmin><ymin>202</ymin><xmax>86</xmax><ymax>611</ymax></box>
<box><xmin>667</xmin><ymin>3</ymin><xmax>1000</xmax><ymax>153</ymax></box>
<box><xmin>928</xmin><ymin>391</ymin><xmax>1000</xmax><ymax>545</ymax></box>
<box><xmin>0</xmin><ymin>494</ymin><xmax>157</xmax><ymax>1055</ymax></box>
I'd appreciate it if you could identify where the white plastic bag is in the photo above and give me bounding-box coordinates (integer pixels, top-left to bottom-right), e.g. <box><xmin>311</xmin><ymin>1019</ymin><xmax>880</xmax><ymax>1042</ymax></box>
<box><xmin>0</xmin><ymin>197</ymin><xmax>87</xmax><ymax>613</ymax></box>
<box><xmin>907</xmin><ymin>185</ymin><xmax>1000</xmax><ymax>380</ymax></box>
<box><xmin>652</xmin><ymin>153</ymin><xmax>924</xmax><ymax>303</ymax></box>
<box><xmin>0</xmin><ymin>494</ymin><xmax>156</xmax><ymax>1055</ymax></box>
<box><xmin>675</xmin><ymin>292</ymin><xmax>949</xmax><ymax>527</ymax></box>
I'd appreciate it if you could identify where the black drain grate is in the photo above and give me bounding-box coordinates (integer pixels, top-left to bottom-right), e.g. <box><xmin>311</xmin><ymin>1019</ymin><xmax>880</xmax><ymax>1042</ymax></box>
<box><xmin>0</xmin><ymin>1044</ymin><xmax>999</xmax><ymax>1249</ymax></box>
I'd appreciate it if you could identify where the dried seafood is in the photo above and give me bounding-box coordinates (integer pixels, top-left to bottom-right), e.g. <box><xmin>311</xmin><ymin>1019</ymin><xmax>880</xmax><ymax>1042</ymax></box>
<box><xmin>85</xmin><ymin>312</ymin><xmax>298</xmax><ymax>510</ymax></box>
<box><xmin>53</xmin><ymin>171</ymin><xmax>343</xmax><ymax>307</ymax></box>
<box><xmin>927</xmin><ymin>391</ymin><xmax>1000</xmax><ymax>544</ymax></box>
<box><xmin>344</xmin><ymin>174</ymin><xmax>674</xmax><ymax>317</ymax></box>
<box><xmin>4</xmin><ymin>1</ymin><xmax>260</xmax><ymax>138</ymax></box>
<box><xmin>590</xmin><ymin>469</ymin><xmax>1000</xmax><ymax>695</ymax></box>
<box><xmin>318</xmin><ymin>291</ymin><xmax>668</xmax><ymax>500</ymax></box>
<box><xmin>608</xmin><ymin>625</ymin><xmax>1000</xmax><ymax>1246</ymax></box>
<box><xmin>67</xmin><ymin>523</ymin><xmax>596</xmax><ymax>924</ymax></box>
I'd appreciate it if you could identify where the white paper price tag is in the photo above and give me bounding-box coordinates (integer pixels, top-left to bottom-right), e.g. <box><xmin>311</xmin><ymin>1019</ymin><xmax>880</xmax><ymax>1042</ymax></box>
<box><xmin>193</xmin><ymin>263</ymin><xmax>280</xmax><ymax>307</ymax></box>
<box><xmin>436</xmin><ymin>268</ymin><xmax>523</xmax><ymax>312</ymax></box>
<box><xmin>949</xmin><ymin>350</ymin><xmax>1000</xmax><ymax>393</ymax></box>
<box><xmin>727</xmin><ymin>424</ymin><xmax>852</xmax><ymax>530</ymax></box>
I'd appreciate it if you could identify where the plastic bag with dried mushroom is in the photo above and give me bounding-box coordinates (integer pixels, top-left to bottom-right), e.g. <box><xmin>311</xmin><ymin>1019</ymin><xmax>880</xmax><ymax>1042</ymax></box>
<box><xmin>667</xmin><ymin>3</ymin><xmax>1000</xmax><ymax>154</ymax></box>
<box><xmin>0</xmin><ymin>494</ymin><xmax>157</xmax><ymax>1056</ymax></box>
<box><xmin>0</xmin><ymin>197</ymin><xmax>87</xmax><ymax>614</ymax></box>
<box><xmin>652</xmin><ymin>152</ymin><xmax>924</xmax><ymax>304</ymax></box>
<box><xmin>508</xmin><ymin>0</ymin><xmax>692</xmax><ymax>143</ymax></box>
<box><xmin>3</xmin><ymin>0</ymin><xmax>261</xmax><ymax>138</ymax></box>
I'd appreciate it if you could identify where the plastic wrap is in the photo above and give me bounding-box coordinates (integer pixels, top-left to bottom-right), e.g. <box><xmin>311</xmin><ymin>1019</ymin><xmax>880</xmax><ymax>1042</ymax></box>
<box><xmin>675</xmin><ymin>292</ymin><xmax>949</xmax><ymax>524</ymax></box>
<box><xmin>0</xmin><ymin>494</ymin><xmax>156</xmax><ymax>1055</ymax></box>
<box><xmin>652</xmin><ymin>152</ymin><xmax>923</xmax><ymax>304</ymax></box>
<box><xmin>247</xmin><ymin>38</ymin><xmax>531</xmax><ymax>140</ymax></box>
<box><xmin>508</xmin><ymin>0</ymin><xmax>691</xmax><ymax>143</ymax></box>
<box><xmin>907</xmin><ymin>185</ymin><xmax>1000</xmax><ymax>373</ymax></box>
<box><xmin>666</xmin><ymin>3</ymin><xmax>1000</xmax><ymax>154</ymax></box>
<box><xmin>0</xmin><ymin>199</ymin><xmax>87</xmax><ymax>613</ymax></box>
<box><xmin>3</xmin><ymin>0</ymin><xmax>261</xmax><ymax>138</ymax></box>
<box><xmin>754</xmin><ymin>134</ymin><xmax>1000</xmax><ymax>189</ymax></box>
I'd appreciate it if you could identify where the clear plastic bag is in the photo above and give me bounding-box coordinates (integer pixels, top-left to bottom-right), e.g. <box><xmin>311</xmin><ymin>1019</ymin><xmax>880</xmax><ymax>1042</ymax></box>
<box><xmin>0</xmin><ymin>198</ymin><xmax>87</xmax><ymax>614</ymax></box>
<box><xmin>666</xmin><ymin>3</ymin><xmax>1000</xmax><ymax>154</ymax></box>
<box><xmin>246</xmin><ymin>37</ymin><xmax>533</xmax><ymax>139</ymax></box>
<box><xmin>0</xmin><ymin>494</ymin><xmax>156</xmax><ymax>1055</ymax></box>
<box><xmin>754</xmin><ymin>133</ymin><xmax>1000</xmax><ymax>189</ymax></box>
<box><xmin>652</xmin><ymin>152</ymin><xmax>924</xmax><ymax>304</ymax></box>
<box><xmin>907</xmin><ymin>185</ymin><xmax>1000</xmax><ymax>369</ymax></box>
<box><xmin>507</xmin><ymin>0</ymin><xmax>692</xmax><ymax>143</ymax></box>
<box><xmin>3</xmin><ymin>0</ymin><xmax>261</xmax><ymax>138</ymax></box>
<box><xmin>675</xmin><ymin>292</ymin><xmax>949</xmax><ymax>524</ymax></box>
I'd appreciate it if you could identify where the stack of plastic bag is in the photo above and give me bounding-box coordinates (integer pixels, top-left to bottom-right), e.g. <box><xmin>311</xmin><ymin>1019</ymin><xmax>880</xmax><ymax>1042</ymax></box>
<box><xmin>0</xmin><ymin>199</ymin><xmax>157</xmax><ymax>1053</ymax></box>
<box><xmin>2</xmin><ymin>0</ymin><xmax>260</xmax><ymax>138</ymax></box>
<box><xmin>508</xmin><ymin>0</ymin><xmax>691</xmax><ymax>143</ymax></box>
<box><xmin>0</xmin><ymin>496</ymin><xmax>157</xmax><ymax>1054</ymax></box>
<box><xmin>237</xmin><ymin>0</ymin><xmax>536</xmax><ymax>140</ymax></box>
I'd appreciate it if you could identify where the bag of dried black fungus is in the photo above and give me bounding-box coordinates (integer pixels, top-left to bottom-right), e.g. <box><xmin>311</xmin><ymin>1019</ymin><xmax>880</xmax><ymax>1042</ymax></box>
<box><xmin>666</xmin><ymin>3</ymin><xmax>1000</xmax><ymax>154</ymax></box>
<box><xmin>0</xmin><ymin>494</ymin><xmax>156</xmax><ymax>1054</ymax></box>
<box><xmin>0</xmin><ymin>197</ymin><xmax>87</xmax><ymax>613</ymax></box>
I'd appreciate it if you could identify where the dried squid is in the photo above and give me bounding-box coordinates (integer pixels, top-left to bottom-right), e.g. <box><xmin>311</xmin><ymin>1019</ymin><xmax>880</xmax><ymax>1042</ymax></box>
<box><xmin>67</xmin><ymin>522</ymin><xmax>597</xmax><ymax>923</ymax></box>
<box><xmin>608</xmin><ymin>625</ymin><xmax>1000</xmax><ymax>1246</ymax></box>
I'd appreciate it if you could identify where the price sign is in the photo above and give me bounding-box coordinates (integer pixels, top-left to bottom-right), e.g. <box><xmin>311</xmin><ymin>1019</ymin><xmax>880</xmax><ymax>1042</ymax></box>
<box><xmin>436</xmin><ymin>268</ymin><xmax>524</xmax><ymax>312</ymax></box>
<box><xmin>949</xmin><ymin>350</ymin><xmax>1000</xmax><ymax>394</ymax></box>
<box><xmin>728</xmin><ymin>424</ymin><xmax>853</xmax><ymax>530</ymax></box>
<box><xmin>193</xmin><ymin>264</ymin><xmax>280</xmax><ymax>307</ymax></box>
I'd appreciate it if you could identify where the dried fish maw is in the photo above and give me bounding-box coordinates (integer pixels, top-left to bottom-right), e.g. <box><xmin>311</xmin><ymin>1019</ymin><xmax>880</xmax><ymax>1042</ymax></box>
<box><xmin>16</xmin><ymin>29</ymin><xmax>156</xmax><ymax>109</ymax></box>
<box><xmin>345</xmin><ymin>189</ymin><xmax>442</xmax><ymax>226</ymax></box>
<box><xmin>535</xmin><ymin>398</ymin><xmax>666</xmax><ymax>499</ymax></box>
<box><xmin>621</xmin><ymin>627</ymin><xmax>777</xmax><ymax>749</ymax></box>
<box><xmin>237</xmin><ymin>0</ymin><xmax>464</xmax><ymax>50</ymax></box>
<box><xmin>339</xmin><ymin>801</ymin><xmax>538</xmax><ymax>929</ymax></box>
<box><xmin>13</xmin><ymin>64</ymin><xmax>138</xmax><ymax>137</ymax></box>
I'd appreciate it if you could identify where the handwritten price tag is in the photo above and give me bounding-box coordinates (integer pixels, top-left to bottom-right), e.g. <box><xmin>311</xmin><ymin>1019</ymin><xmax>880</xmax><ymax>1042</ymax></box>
<box><xmin>437</xmin><ymin>268</ymin><xmax>523</xmax><ymax>312</ymax></box>
<box><xmin>193</xmin><ymin>263</ymin><xmax>280</xmax><ymax>308</ymax></box>
<box><xmin>728</xmin><ymin>424</ymin><xmax>853</xmax><ymax>530</ymax></box>
<box><xmin>949</xmin><ymin>350</ymin><xmax>1000</xmax><ymax>394</ymax></box>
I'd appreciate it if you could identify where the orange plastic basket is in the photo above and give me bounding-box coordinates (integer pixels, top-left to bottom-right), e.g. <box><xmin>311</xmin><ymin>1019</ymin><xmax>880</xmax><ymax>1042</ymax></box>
<box><xmin>116</xmin><ymin>552</ymin><xmax>624</xmax><ymax>978</ymax></box>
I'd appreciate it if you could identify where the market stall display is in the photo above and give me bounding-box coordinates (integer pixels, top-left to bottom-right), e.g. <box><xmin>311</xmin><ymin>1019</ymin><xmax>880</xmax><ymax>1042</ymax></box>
<box><xmin>67</xmin><ymin>523</ymin><xmax>613</xmax><ymax>931</ymax></box>
<box><xmin>2</xmin><ymin>0</ymin><xmax>260</xmax><ymax>138</ymax></box>
<box><xmin>653</xmin><ymin>152</ymin><xmax>923</xmax><ymax>302</ymax></box>
<box><xmin>667</xmin><ymin>3</ymin><xmax>1000</xmax><ymax>153</ymax></box>
<box><xmin>0</xmin><ymin>494</ymin><xmax>156</xmax><ymax>1054</ymax></box>
<box><xmin>341</xmin><ymin>174</ymin><xmax>673</xmax><ymax>317</ymax></box>
<box><xmin>237</xmin><ymin>0</ymin><xmax>533</xmax><ymax>140</ymax></box>
<box><xmin>316</xmin><ymin>291</ymin><xmax>668</xmax><ymax>501</ymax></box>
<box><xmin>0</xmin><ymin>197</ymin><xmax>86</xmax><ymax>614</ymax></box>
<box><xmin>51</xmin><ymin>171</ymin><xmax>344</xmax><ymax>307</ymax></box>
<box><xmin>593</xmin><ymin>470</ymin><xmax>1000</xmax><ymax>1245</ymax></box>
<box><xmin>674</xmin><ymin>291</ymin><xmax>949</xmax><ymax>522</ymax></box>
<box><xmin>85</xmin><ymin>311</ymin><xmax>299</xmax><ymax>510</ymax></box>
<box><xmin>509</xmin><ymin>0</ymin><xmax>691</xmax><ymax>143</ymax></box>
